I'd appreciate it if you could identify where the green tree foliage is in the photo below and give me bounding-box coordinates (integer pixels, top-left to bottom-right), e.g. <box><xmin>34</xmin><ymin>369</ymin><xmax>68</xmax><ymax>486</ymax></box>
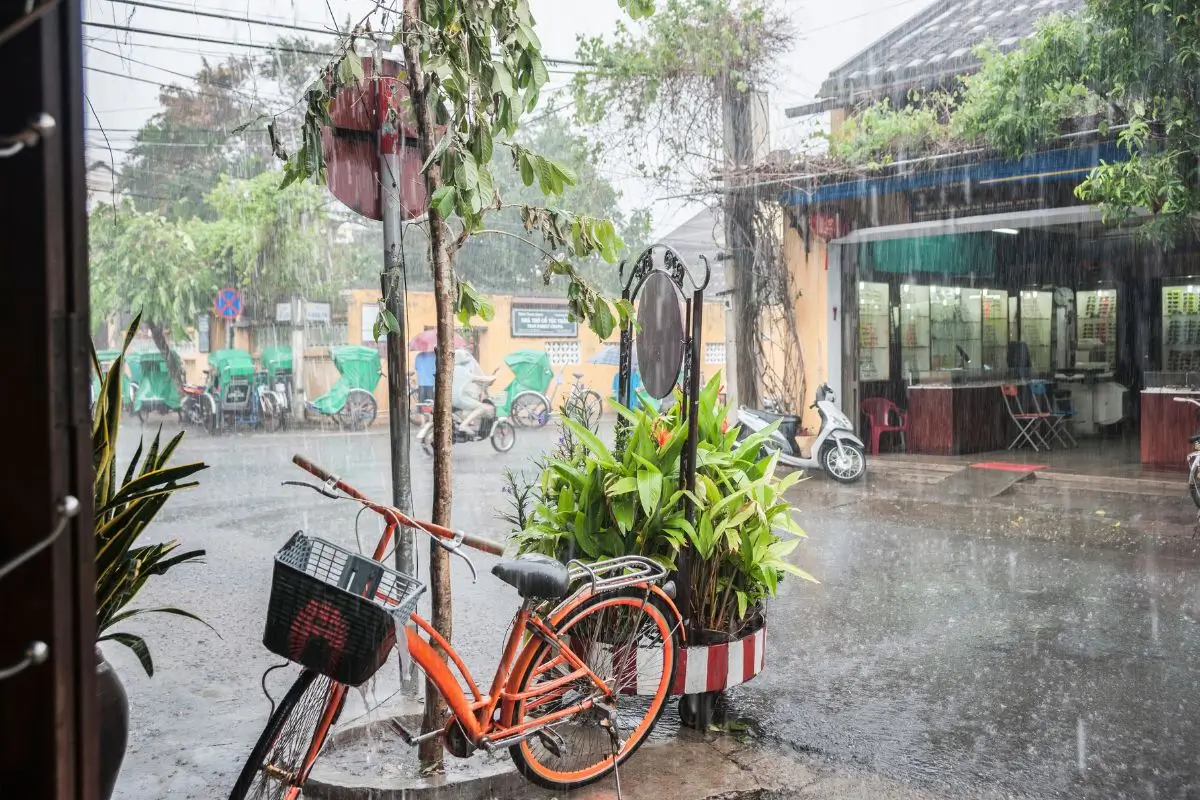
<box><xmin>89</xmin><ymin>203</ymin><xmax>215</xmax><ymax>384</ymax></box>
<box><xmin>573</xmin><ymin>0</ymin><xmax>793</xmax><ymax>187</ymax></box>
<box><xmin>827</xmin><ymin>1</ymin><xmax>1200</xmax><ymax>236</ymax></box>
<box><xmin>199</xmin><ymin>172</ymin><xmax>334</xmax><ymax>315</ymax></box>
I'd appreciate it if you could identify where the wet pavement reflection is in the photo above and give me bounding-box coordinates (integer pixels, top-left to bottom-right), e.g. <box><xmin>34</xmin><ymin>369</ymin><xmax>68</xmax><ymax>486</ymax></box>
<box><xmin>731</xmin><ymin>491</ymin><xmax>1200</xmax><ymax>798</ymax></box>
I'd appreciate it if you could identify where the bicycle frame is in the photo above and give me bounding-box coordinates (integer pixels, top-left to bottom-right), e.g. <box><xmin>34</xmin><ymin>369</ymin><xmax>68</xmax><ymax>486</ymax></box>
<box><xmin>283</xmin><ymin>455</ymin><xmax>680</xmax><ymax>794</ymax></box>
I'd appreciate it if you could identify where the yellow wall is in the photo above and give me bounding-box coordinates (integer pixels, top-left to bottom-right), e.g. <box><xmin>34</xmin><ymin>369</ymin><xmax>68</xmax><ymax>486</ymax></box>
<box><xmin>346</xmin><ymin>290</ymin><xmax>729</xmax><ymax>423</ymax></box>
<box><xmin>781</xmin><ymin>226</ymin><xmax>831</xmax><ymax>433</ymax></box>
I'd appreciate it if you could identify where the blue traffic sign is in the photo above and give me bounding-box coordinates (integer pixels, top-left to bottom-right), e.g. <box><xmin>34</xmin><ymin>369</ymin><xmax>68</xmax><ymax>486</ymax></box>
<box><xmin>215</xmin><ymin>288</ymin><xmax>243</xmax><ymax>320</ymax></box>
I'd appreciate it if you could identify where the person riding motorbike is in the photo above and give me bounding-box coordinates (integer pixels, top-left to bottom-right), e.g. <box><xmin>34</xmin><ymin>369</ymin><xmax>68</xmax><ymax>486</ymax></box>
<box><xmin>451</xmin><ymin>349</ymin><xmax>496</xmax><ymax>434</ymax></box>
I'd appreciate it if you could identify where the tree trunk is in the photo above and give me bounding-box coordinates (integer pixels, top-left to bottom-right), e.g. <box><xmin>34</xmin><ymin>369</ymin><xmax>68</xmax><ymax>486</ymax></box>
<box><xmin>147</xmin><ymin>322</ymin><xmax>185</xmax><ymax>395</ymax></box>
<box><xmin>401</xmin><ymin>2</ymin><xmax>453</xmax><ymax>771</ymax></box>
<box><xmin>721</xmin><ymin>81</ymin><xmax>760</xmax><ymax>409</ymax></box>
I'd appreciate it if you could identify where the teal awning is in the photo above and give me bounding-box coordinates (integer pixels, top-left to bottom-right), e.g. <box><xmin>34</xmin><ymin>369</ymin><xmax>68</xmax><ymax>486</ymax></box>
<box><xmin>860</xmin><ymin>232</ymin><xmax>996</xmax><ymax>277</ymax></box>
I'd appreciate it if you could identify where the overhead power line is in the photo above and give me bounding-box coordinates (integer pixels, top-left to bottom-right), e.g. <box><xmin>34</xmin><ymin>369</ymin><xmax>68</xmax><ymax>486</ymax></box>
<box><xmin>91</xmin><ymin>12</ymin><xmax>592</xmax><ymax>68</ymax></box>
<box><xmin>108</xmin><ymin>0</ymin><xmax>344</xmax><ymax>38</ymax></box>
<box><xmin>85</xmin><ymin>21</ymin><xmax>334</xmax><ymax>56</ymax></box>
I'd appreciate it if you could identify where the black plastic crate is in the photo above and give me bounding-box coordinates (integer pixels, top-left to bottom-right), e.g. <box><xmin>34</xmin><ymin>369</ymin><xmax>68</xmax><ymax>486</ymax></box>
<box><xmin>263</xmin><ymin>531</ymin><xmax>425</xmax><ymax>686</ymax></box>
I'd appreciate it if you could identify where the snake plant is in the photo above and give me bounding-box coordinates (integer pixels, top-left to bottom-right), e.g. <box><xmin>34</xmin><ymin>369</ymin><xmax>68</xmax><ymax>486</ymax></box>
<box><xmin>93</xmin><ymin>313</ymin><xmax>210</xmax><ymax>676</ymax></box>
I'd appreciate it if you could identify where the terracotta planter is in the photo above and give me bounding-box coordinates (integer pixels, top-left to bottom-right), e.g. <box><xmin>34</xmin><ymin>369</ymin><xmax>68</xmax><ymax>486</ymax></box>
<box><xmin>96</xmin><ymin>648</ymin><xmax>128</xmax><ymax>800</ymax></box>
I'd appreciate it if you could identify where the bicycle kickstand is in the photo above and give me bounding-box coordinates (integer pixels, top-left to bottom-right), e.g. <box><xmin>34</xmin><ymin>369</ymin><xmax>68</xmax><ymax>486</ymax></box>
<box><xmin>600</xmin><ymin>713</ymin><xmax>623</xmax><ymax>800</ymax></box>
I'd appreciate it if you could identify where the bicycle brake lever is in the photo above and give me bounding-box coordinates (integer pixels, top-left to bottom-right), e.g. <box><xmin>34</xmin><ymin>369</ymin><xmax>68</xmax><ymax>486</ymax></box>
<box><xmin>281</xmin><ymin>479</ymin><xmax>341</xmax><ymax>500</ymax></box>
<box><xmin>431</xmin><ymin>532</ymin><xmax>478</xmax><ymax>583</ymax></box>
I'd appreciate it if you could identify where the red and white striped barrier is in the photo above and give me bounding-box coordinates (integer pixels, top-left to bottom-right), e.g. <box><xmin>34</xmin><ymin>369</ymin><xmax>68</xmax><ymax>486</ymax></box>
<box><xmin>670</xmin><ymin>623</ymin><xmax>766</xmax><ymax>695</ymax></box>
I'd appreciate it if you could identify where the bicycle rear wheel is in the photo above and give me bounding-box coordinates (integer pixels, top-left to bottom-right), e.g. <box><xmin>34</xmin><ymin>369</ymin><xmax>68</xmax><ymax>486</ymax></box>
<box><xmin>228</xmin><ymin>670</ymin><xmax>346</xmax><ymax>800</ymax></box>
<box><xmin>508</xmin><ymin>590</ymin><xmax>677</xmax><ymax>791</ymax></box>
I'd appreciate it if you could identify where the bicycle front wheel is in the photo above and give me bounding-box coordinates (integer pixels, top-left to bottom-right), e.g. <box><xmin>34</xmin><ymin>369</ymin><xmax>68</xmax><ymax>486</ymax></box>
<box><xmin>508</xmin><ymin>590</ymin><xmax>677</xmax><ymax>791</ymax></box>
<box><xmin>228</xmin><ymin>670</ymin><xmax>346</xmax><ymax>800</ymax></box>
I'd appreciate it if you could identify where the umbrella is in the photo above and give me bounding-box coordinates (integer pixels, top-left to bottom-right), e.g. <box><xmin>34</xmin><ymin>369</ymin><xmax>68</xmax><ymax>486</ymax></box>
<box><xmin>408</xmin><ymin>329</ymin><xmax>467</xmax><ymax>352</ymax></box>
<box><xmin>589</xmin><ymin>344</ymin><xmax>638</xmax><ymax>369</ymax></box>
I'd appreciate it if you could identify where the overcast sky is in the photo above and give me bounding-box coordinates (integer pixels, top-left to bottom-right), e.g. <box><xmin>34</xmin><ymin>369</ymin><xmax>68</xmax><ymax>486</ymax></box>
<box><xmin>83</xmin><ymin>0</ymin><xmax>937</xmax><ymax>237</ymax></box>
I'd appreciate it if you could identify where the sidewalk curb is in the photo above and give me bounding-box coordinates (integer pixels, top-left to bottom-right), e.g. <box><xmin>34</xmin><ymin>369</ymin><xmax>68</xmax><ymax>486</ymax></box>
<box><xmin>873</xmin><ymin>455</ymin><xmax>1182</xmax><ymax>497</ymax></box>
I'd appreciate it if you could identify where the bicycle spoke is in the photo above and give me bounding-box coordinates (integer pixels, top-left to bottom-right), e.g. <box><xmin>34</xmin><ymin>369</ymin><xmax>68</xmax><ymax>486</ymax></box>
<box><xmin>516</xmin><ymin>597</ymin><xmax>670</xmax><ymax>780</ymax></box>
<box><xmin>245</xmin><ymin>677</ymin><xmax>338</xmax><ymax>800</ymax></box>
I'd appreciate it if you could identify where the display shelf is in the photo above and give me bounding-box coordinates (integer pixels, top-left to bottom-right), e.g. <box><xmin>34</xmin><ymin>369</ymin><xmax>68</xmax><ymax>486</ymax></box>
<box><xmin>1019</xmin><ymin>289</ymin><xmax>1053</xmax><ymax>373</ymax></box>
<box><xmin>900</xmin><ymin>283</ymin><xmax>930</xmax><ymax>375</ymax></box>
<box><xmin>1076</xmin><ymin>287</ymin><xmax>1117</xmax><ymax>370</ymax></box>
<box><xmin>981</xmin><ymin>289</ymin><xmax>1009</xmax><ymax>370</ymax></box>
<box><xmin>859</xmin><ymin>281</ymin><xmax>891</xmax><ymax>382</ymax></box>
<box><xmin>929</xmin><ymin>285</ymin><xmax>982</xmax><ymax>370</ymax></box>
<box><xmin>1162</xmin><ymin>283</ymin><xmax>1200</xmax><ymax>371</ymax></box>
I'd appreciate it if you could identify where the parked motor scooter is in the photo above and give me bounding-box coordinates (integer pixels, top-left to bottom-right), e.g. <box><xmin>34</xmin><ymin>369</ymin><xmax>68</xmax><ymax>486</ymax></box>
<box><xmin>735</xmin><ymin>382</ymin><xmax>867</xmax><ymax>483</ymax></box>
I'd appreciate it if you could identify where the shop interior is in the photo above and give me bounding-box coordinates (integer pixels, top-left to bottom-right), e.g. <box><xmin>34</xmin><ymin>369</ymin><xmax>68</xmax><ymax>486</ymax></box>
<box><xmin>850</xmin><ymin>218</ymin><xmax>1200</xmax><ymax>467</ymax></box>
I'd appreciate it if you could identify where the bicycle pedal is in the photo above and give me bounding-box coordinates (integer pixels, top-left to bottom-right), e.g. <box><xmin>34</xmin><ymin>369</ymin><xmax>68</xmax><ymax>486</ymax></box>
<box><xmin>535</xmin><ymin>728</ymin><xmax>565</xmax><ymax>758</ymax></box>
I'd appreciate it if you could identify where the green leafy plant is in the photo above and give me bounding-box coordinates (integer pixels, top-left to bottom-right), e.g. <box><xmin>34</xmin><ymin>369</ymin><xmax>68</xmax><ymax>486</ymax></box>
<box><xmin>514</xmin><ymin>373</ymin><xmax>815</xmax><ymax>637</ymax></box>
<box><xmin>93</xmin><ymin>313</ymin><xmax>211</xmax><ymax>677</ymax></box>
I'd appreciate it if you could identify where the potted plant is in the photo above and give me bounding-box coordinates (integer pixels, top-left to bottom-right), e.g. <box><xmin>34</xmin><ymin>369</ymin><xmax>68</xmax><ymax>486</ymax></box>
<box><xmin>510</xmin><ymin>374</ymin><xmax>814</xmax><ymax>717</ymax></box>
<box><xmin>92</xmin><ymin>314</ymin><xmax>209</xmax><ymax>799</ymax></box>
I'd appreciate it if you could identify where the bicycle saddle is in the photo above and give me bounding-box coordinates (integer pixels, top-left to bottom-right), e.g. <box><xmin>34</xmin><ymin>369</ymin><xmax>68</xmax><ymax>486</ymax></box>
<box><xmin>572</xmin><ymin>372</ymin><xmax>584</xmax><ymax>380</ymax></box>
<box><xmin>1190</xmin><ymin>433</ymin><xmax>1200</xmax><ymax>446</ymax></box>
<box><xmin>492</xmin><ymin>554</ymin><xmax>570</xmax><ymax>599</ymax></box>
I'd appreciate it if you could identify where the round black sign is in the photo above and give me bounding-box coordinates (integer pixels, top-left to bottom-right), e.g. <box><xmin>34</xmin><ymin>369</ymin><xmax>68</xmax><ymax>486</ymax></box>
<box><xmin>636</xmin><ymin>271</ymin><xmax>685</xmax><ymax>400</ymax></box>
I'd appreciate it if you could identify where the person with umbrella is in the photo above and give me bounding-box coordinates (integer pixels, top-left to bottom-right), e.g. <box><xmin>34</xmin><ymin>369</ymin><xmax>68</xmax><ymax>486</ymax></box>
<box><xmin>409</xmin><ymin>329</ymin><xmax>467</xmax><ymax>403</ymax></box>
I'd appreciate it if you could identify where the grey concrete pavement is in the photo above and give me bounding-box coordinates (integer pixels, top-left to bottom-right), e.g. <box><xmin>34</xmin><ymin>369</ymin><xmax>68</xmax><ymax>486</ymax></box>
<box><xmin>731</xmin><ymin>484</ymin><xmax>1200</xmax><ymax>799</ymax></box>
<box><xmin>107</xmin><ymin>420</ymin><xmax>1200</xmax><ymax>799</ymax></box>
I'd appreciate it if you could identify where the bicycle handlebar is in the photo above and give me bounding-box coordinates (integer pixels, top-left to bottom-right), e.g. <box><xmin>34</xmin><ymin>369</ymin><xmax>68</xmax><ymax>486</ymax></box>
<box><xmin>291</xmin><ymin>455</ymin><xmax>505</xmax><ymax>556</ymax></box>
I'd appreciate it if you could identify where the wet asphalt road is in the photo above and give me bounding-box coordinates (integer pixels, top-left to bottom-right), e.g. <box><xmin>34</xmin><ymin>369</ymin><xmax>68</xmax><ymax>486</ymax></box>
<box><xmin>733</xmin><ymin>489</ymin><xmax>1200</xmax><ymax>799</ymax></box>
<box><xmin>109</xmin><ymin>421</ymin><xmax>1200</xmax><ymax>798</ymax></box>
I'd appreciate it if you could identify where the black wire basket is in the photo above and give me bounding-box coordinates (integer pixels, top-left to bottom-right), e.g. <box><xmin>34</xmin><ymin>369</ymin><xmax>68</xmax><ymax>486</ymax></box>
<box><xmin>263</xmin><ymin>531</ymin><xmax>425</xmax><ymax>686</ymax></box>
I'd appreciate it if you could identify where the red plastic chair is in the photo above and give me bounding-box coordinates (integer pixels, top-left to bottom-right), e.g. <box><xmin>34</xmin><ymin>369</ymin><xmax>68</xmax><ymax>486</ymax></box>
<box><xmin>860</xmin><ymin>397</ymin><xmax>908</xmax><ymax>455</ymax></box>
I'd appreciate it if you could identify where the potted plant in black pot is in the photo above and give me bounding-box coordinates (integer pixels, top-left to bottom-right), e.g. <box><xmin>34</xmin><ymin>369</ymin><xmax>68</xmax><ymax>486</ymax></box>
<box><xmin>92</xmin><ymin>314</ymin><xmax>209</xmax><ymax>799</ymax></box>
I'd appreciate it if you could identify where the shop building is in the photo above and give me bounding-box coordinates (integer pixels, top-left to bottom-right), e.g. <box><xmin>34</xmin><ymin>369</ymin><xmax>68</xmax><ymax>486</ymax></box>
<box><xmin>783</xmin><ymin>141</ymin><xmax>1200</xmax><ymax>469</ymax></box>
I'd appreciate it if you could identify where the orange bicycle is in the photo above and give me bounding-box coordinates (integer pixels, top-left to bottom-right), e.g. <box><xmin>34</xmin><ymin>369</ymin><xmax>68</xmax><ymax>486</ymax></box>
<box><xmin>228</xmin><ymin>455</ymin><xmax>682</xmax><ymax>799</ymax></box>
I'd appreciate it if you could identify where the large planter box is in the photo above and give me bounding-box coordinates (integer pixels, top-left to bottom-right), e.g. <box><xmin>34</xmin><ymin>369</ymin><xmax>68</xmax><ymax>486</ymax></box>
<box><xmin>670</xmin><ymin>621</ymin><xmax>765</xmax><ymax>696</ymax></box>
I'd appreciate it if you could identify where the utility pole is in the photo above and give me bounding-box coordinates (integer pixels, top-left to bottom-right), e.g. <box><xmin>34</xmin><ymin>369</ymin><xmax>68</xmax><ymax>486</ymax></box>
<box><xmin>378</xmin><ymin>41</ymin><xmax>418</xmax><ymax>694</ymax></box>
<box><xmin>722</xmin><ymin>80</ymin><xmax>761</xmax><ymax>410</ymax></box>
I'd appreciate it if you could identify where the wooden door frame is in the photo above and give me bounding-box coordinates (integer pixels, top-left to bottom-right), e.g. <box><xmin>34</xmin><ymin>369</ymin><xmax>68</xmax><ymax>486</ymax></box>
<box><xmin>0</xmin><ymin>1</ymin><xmax>98</xmax><ymax>798</ymax></box>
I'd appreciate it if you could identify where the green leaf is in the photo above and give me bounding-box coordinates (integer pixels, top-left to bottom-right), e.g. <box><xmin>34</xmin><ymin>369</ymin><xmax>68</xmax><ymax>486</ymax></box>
<box><xmin>519</xmin><ymin>153</ymin><xmax>535</xmax><ymax>187</ymax></box>
<box><xmin>380</xmin><ymin>308</ymin><xmax>400</xmax><ymax>335</ymax></box>
<box><xmin>561</xmin><ymin>416</ymin><xmax>615</xmax><ymax>466</ymax></box>
<box><xmin>431</xmin><ymin>185</ymin><xmax>456</xmax><ymax>217</ymax></box>
<box><xmin>99</xmin><ymin>632</ymin><xmax>154</xmax><ymax>677</ymax></box>
<box><xmin>422</xmin><ymin>129</ymin><xmax>453</xmax><ymax>173</ymax></box>
<box><xmin>636</xmin><ymin>468</ymin><xmax>663</xmax><ymax>516</ymax></box>
<box><xmin>589</xmin><ymin>299</ymin><xmax>615</xmax><ymax>340</ymax></box>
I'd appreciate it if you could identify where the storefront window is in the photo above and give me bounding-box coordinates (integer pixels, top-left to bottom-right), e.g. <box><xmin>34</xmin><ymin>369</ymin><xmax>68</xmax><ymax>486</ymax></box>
<box><xmin>900</xmin><ymin>283</ymin><xmax>930</xmax><ymax>377</ymax></box>
<box><xmin>1076</xmin><ymin>286</ymin><xmax>1118</xmax><ymax>370</ymax></box>
<box><xmin>929</xmin><ymin>285</ymin><xmax>981</xmax><ymax>370</ymax></box>
<box><xmin>1019</xmin><ymin>289</ymin><xmax>1053</xmax><ymax>373</ymax></box>
<box><xmin>981</xmin><ymin>289</ymin><xmax>1008</xmax><ymax>370</ymax></box>
<box><xmin>858</xmin><ymin>281</ymin><xmax>890</xmax><ymax>382</ymax></box>
<box><xmin>1162</xmin><ymin>281</ymin><xmax>1200</xmax><ymax>371</ymax></box>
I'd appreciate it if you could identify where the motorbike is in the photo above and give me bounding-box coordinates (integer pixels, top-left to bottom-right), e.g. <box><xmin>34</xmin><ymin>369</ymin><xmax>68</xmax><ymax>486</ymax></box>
<box><xmin>416</xmin><ymin>372</ymin><xmax>516</xmax><ymax>455</ymax></box>
<box><xmin>735</xmin><ymin>382</ymin><xmax>867</xmax><ymax>483</ymax></box>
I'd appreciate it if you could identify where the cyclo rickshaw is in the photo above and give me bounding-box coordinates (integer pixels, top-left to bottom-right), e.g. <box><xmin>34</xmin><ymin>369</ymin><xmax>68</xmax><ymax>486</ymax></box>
<box><xmin>261</xmin><ymin>345</ymin><xmax>294</xmax><ymax>426</ymax></box>
<box><xmin>309</xmin><ymin>345</ymin><xmax>380</xmax><ymax>430</ymax></box>
<box><xmin>495</xmin><ymin>349</ymin><xmax>555</xmax><ymax>427</ymax></box>
<box><xmin>127</xmin><ymin>348</ymin><xmax>183</xmax><ymax>423</ymax></box>
<box><xmin>203</xmin><ymin>348</ymin><xmax>284</xmax><ymax>433</ymax></box>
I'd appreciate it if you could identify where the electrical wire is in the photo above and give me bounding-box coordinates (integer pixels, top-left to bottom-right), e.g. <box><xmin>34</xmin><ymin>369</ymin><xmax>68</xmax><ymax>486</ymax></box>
<box><xmin>103</xmin><ymin>0</ymin><xmax>593</xmax><ymax>67</ymax></box>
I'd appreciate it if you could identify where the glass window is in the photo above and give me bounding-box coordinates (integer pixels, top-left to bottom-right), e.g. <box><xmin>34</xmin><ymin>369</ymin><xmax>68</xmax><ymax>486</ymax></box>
<box><xmin>858</xmin><ymin>281</ymin><xmax>891</xmax><ymax>381</ymax></box>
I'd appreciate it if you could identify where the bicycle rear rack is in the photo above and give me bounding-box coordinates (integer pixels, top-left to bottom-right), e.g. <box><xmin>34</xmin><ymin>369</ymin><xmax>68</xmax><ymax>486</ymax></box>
<box><xmin>565</xmin><ymin>555</ymin><xmax>666</xmax><ymax>597</ymax></box>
